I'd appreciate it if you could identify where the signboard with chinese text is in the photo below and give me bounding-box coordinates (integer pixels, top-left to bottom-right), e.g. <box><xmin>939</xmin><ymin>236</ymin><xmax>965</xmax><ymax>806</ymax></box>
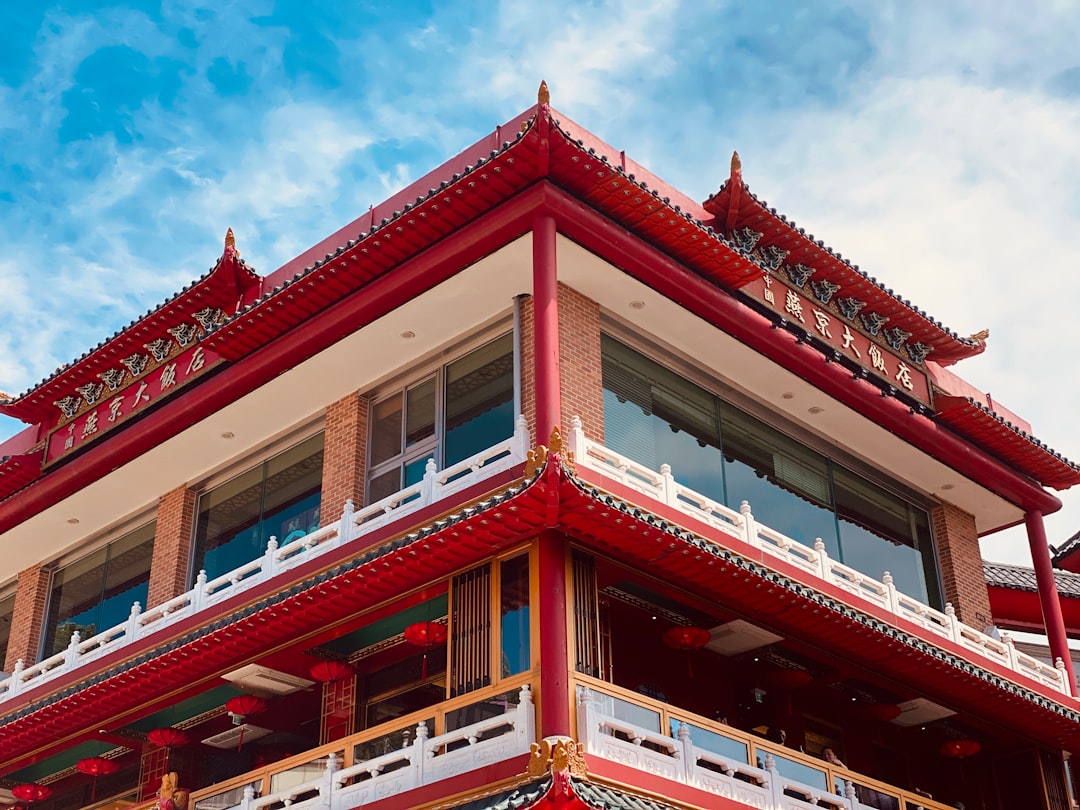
<box><xmin>745</xmin><ymin>274</ymin><xmax>932</xmax><ymax>407</ymax></box>
<box><xmin>45</xmin><ymin>345</ymin><xmax>222</xmax><ymax>465</ymax></box>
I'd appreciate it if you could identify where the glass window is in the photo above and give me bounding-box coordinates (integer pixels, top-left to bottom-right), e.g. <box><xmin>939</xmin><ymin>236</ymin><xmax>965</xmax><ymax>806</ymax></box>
<box><xmin>193</xmin><ymin>434</ymin><xmax>324</xmax><ymax>582</ymax></box>
<box><xmin>499</xmin><ymin>555</ymin><xmax>530</xmax><ymax>677</ymax></box>
<box><xmin>601</xmin><ymin>336</ymin><xmax>940</xmax><ymax>607</ymax></box>
<box><xmin>42</xmin><ymin>522</ymin><xmax>155</xmax><ymax>657</ymax></box>
<box><xmin>367</xmin><ymin>334</ymin><xmax>514</xmax><ymax>505</ymax></box>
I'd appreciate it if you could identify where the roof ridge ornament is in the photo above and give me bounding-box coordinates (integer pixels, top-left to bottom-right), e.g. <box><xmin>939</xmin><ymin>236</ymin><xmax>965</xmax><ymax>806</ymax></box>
<box><xmin>537</xmin><ymin>80</ymin><xmax>550</xmax><ymax>105</ymax></box>
<box><xmin>969</xmin><ymin>328</ymin><xmax>990</xmax><ymax>343</ymax></box>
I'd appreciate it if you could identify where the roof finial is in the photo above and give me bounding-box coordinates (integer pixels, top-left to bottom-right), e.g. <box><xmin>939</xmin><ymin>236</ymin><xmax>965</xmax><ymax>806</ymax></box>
<box><xmin>538</xmin><ymin>80</ymin><xmax>550</xmax><ymax>105</ymax></box>
<box><xmin>731</xmin><ymin>151</ymin><xmax>742</xmax><ymax>177</ymax></box>
<box><xmin>225</xmin><ymin>228</ymin><xmax>236</xmax><ymax>250</ymax></box>
<box><xmin>969</xmin><ymin>328</ymin><xmax>990</xmax><ymax>343</ymax></box>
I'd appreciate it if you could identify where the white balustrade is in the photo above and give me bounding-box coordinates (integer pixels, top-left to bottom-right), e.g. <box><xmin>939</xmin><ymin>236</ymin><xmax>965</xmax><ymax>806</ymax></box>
<box><xmin>568</xmin><ymin>417</ymin><xmax>1073</xmax><ymax>696</ymax></box>
<box><xmin>0</xmin><ymin>424</ymin><xmax>530</xmax><ymax>705</ymax></box>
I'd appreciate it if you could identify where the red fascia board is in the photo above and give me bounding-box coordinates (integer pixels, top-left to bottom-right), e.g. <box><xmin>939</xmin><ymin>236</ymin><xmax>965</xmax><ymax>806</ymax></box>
<box><xmin>540</xmin><ymin>187</ymin><xmax>1060</xmax><ymax>516</ymax></box>
<box><xmin>0</xmin><ymin>187</ymin><xmax>544</xmax><ymax>536</ymax></box>
<box><xmin>988</xmin><ymin>585</ymin><xmax>1080</xmax><ymax>636</ymax></box>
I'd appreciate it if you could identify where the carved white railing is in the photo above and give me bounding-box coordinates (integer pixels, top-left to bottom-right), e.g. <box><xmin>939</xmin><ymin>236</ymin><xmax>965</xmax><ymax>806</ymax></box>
<box><xmin>566</xmin><ymin>416</ymin><xmax>1071</xmax><ymax>696</ymax></box>
<box><xmin>202</xmin><ymin>685</ymin><xmax>534</xmax><ymax>810</ymax></box>
<box><xmin>0</xmin><ymin>419</ymin><xmax>530</xmax><ymax>704</ymax></box>
<box><xmin>577</xmin><ymin>686</ymin><xmax>952</xmax><ymax>810</ymax></box>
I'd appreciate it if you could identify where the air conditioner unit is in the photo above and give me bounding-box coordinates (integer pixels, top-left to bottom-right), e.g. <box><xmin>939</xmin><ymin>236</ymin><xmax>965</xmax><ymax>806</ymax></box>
<box><xmin>202</xmin><ymin>724</ymin><xmax>272</xmax><ymax>749</ymax></box>
<box><xmin>221</xmin><ymin>664</ymin><xmax>314</xmax><ymax>695</ymax></box>
<box><xmin>706</xmin><ymin>620</ymin><xmax>784</xmax><ymax>656</ymax></box>
<box><xmin>892</xmin><ymin>697</ymin><xmax>956</xmax><ymax>727</ymax></box>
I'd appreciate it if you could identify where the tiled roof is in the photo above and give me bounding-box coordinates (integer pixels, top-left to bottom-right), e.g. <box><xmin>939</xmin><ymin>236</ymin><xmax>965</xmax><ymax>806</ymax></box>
<box><xmin>1051</xmin><ymin>529</ymin><xmax>1080</xmax><ymax>569</ymax></box>
<box><xmin>984</xmin><ymin>560</ymin><xmax>1080</xmax><ymax>599</ymax></box>
<box><xmin>449</xmin><ymin>778</ymin><xmax>551</xmax><ymax>809</ymax></box>
<box><xmin>570</xmin><ymin>779</ymin><xmax>680</xmax><ymax>809</ymax></box>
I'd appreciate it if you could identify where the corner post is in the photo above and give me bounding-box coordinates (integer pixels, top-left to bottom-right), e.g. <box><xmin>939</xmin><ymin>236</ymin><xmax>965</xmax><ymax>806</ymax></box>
<box><xmin>532</xmin><ymin>214</ymin><xmax>560</xmax><ymax>442</ymax></box>
<box><xmin>1026</xmin><ymin>509</ymin><xmax>1076</xmax><ymax>694</ymax></box>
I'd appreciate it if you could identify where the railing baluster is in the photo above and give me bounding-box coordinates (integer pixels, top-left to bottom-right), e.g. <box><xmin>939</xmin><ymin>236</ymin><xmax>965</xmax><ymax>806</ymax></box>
<box><xmin>739</xmin><ymin>501</ymin><xmax>758</xmax><ymax>548</ymax></box>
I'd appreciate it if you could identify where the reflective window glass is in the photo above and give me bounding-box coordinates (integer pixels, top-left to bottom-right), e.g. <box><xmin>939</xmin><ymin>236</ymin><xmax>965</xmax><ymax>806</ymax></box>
<box><xmin>43</xmin><ymin>522</ymin><xmax>155</xmax><ymax>656</ymax></box>
<box><xmin>193</xmin><ymin>433</ymin><xmax>324</xmax><ymax>581</ymax></box>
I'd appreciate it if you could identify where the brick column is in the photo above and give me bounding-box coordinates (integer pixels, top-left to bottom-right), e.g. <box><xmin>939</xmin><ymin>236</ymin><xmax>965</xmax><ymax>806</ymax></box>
<box><xmin>932</xmin><ymin>502</ymin><xmax>993</xmax><ymax>627</ymax></box>
<box><xmin>5</xmin><ymin>563</ymin><xmax>53</xmax><ymax>671</ymax></box>
<box><xmin>147</xmin><ymin>486</ymin><xmax>197</xmax><ymax>608</ymax></box>
<box><xmin>558</xmin><ymin>283</ymin><xmax>604</xmax><ymax>444</ymax></box>
<box><xmin>320</xmin><ymin>392</ymin><xmax>368</xmax><ymax>526</ymax></box>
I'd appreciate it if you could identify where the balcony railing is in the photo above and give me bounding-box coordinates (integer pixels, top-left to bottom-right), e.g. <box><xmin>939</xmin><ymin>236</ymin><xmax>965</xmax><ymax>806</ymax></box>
<box><xmin>186</xmin><ymin>680</ymin><xmax>535</xmax><ymax>810</ymax></box>
<box><xmin>0</xmin><ymin>418</ymin><xmax>531</xmax><ymax>704</ymax></box>
<box><xmin>575</xmin><ymin>677</ymin><xmax>953</xmax><ymax>810</ymax></box>
<box><xmin>565</xmin><ymin>416</ymin><xmax>1071</xmax><ymax>696</ymax></box>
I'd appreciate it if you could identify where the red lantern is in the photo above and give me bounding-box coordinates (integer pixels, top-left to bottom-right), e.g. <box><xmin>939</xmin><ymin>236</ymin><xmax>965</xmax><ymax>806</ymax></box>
<box><xmin>404</xmin><ymin>621</ymin><xmax>448</xmax><ymax>679</ymax></box>
<box><xmin>939</xmin><ymin>738</ymin><xmax>981</xmax><ymax>758</ymax></box>
<box><xmin>662</xmin><ymin>626</ymin><xmax>711</xmax><ymax>679</ymax></box>
<box><xmin>12</xmin><ymin>784</ymin><xmax>52</xmax><ymax>803</ymax></box>
<box><xmin>224</xmin><ymin>695</ymin><xmax>268</xmax><ymax>751</ymax></box>
<box><xmin>863</xmin><ymin>703</ymin><xmax>902</xmax><ymax>723</ymax></box>
<box><xmin>147</xmin><ymin>727</ymin><xmax>189</xmax><ymax>748</ymax></box>
<box><xmin>404</xmin><ymin>622</ymin><xmax>448</xmax><ymax>646</ymax></box>
<box><xmin>77</xmin><ymin>757</ymin><xmax>119</xmax><ymax>800</ymax></box>
<box><xmin>225</xmin><ymin>694</ymin><xmax>267</xmax><ymax>719</ymax></box>
<box><xmin>309</xmin><ymin>660</ymin><xmax>353</xmax><ymax>682</ymax></box>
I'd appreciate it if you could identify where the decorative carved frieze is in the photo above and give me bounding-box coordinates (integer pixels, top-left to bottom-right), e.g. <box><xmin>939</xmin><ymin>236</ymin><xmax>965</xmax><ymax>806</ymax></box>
<box><xmin>908</xmin><ymin>342</ymin><xmax>932</xmax><ymax>365</ymax></box>
<box><xmin>74</xmin><ymin>382</ymin><xmax>104</xmax><ymax>405</ymax></box>
<box><xmin>758</xmin><ymin>245</ymin><xmax>789</xmax><ymax>272</ymax></box>
<box><xmin>784</xmin><ymin>264</ymin><xmax>814</xmax><ymax>288</ymax></box>
<box><xmin>54</xmin><ymin>396</ymin><xmax>81</xmax><ymax>419</ymax></box>
<box><xmin>99</xmin><ymin>368</ymin><xmax>127</xmax><ymax>391</ymax></box>
<box><xmin>145</xmin><ymin>338</ymin><xmax>173</xmax><ymax>362</ymax></box>
<box><xmin>810</xmin><ymin>279</ymin><xmax>841</xmax><ymax>304</ymax></box>
<box><xmin>193</xmin><ymin>307</ymin><xmax>225</xmax><ymax>332</ymax></box>
<box><xmin>167</xmin><ymin>323</ymin><xmax>198</xmax><ymax>347</ymax></box>
<box><xmin>731</xmin><ymin>227</ymin><xmax>762</xmax><ymax>252</ymax></box>
<box><xmin>837</xmin><ymin>297</ymin><xmax>866</xmax><ymax>320</ymax></box>
<box><xmin>883</xmin><ymin>326</ymin><xmax>912</xmax><ymax>351</ymax></box>
<box><xmin>120</xmin><ymin>354</ymin><xmax>149</xmax><ymax>378</ymax></box>
<box><xmin>860</xmin><ymin>312</ymin><xmax>889</xmax><ymax>336</ymax></box>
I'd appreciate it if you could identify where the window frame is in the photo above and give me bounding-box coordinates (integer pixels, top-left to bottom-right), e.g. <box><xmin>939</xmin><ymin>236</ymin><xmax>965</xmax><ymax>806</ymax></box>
<box><xmin>39</xmin><ymin>512</ymin><xmax>157</xmax><ymax>660</ymax></box>
<box><xmin>189</xmin><ymin>421</ymin><xmax>326</xmax><ymax>586</ymax></box>
<box><xmin>365</xmin><ymin>324</ymin><xmax>517</xmax><ymax>505</ymax></box>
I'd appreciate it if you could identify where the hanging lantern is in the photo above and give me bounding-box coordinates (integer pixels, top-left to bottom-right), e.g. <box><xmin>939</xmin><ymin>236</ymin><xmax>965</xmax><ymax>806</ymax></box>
<box><xmin>12</xmin><ymin>784</ymin><xmax>52</xmax><ymax>803</ymax></box>
<box><xmin>862</xmin><ymin>703</ymin><xmax>902</xmax><ymax>723</ymax></box>
<box><xmin>309</xmin><ymin>660</ymin><xmax>353</xmax><ymax>683</ymax></box>
<box><xmin>661</xmin><ymin>626</ymin><xmax>711</xmax><ymax>679</ymax></box>
<box><xmin>224</xmin><ymin>695</ymin><xmax>268</xmax><ymax>751</ymax></box>
<box><xmin>77</xmin><ymin>757</ymin><xmax>119</xmax><ymax>800</ymax></box>
<box><xmin>147</xmin><ymin>727</ymin><xmax>190</xmax><ymax>748</ymax></box>
<box><xmin>404</xmin><ymin>621</ymin><xmax>448</xmax><ymax>679</ymax></box>
<box><xmin>939</xmin><ymin>738</ymin><xmax>981</xmax><ymax>758</ymax></box>
<box><xmin>764</xmin><ymin>668</ymin><xmax>814</xmax><ymax>690</ymax></box>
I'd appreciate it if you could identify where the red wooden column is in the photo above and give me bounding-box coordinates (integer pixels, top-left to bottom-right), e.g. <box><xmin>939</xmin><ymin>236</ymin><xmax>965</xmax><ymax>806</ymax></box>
<box><xmin>1026</xmin><ymin>510</ymin><xmax>1077</xmax><ymax>695</ymax></box>
<box><xmin>533</xmin><ymin>214</ymin><xmax>560</xmax><ymax>442</ymax></box>
<box><xmin>538</xmin><ymin>529</ymin><xmax>571</xmax><ymax>737</ymax></box>
<box><xmin>533</xmin><ymin>213</ymin><xmax>571</xmax><ymax>737</ymax></box>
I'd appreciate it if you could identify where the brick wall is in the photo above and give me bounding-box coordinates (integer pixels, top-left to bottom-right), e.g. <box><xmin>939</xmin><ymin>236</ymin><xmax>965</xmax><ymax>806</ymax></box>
<box><xmin>932</xmin><ymin>502</ymin><xmax>992</xmax><ymax>627</ymax></box>
<box><xmin>5</xmin><ymin>563</ymin><xmax>53</xmax><ymax>671</ymax></box>
<box><xmin>321</xmin><ymin>392</ymin><xmax>368</xmax><ymax>526</ymax></box>
<box><xmin>558</xmin><ymin>283</ymin><xmax>604</xmax><ymax>444</ymax></box>
<box><xmin>147</xmin><ymin>486</ymin><xmax>197</xmax><ymax>608</ymax></box>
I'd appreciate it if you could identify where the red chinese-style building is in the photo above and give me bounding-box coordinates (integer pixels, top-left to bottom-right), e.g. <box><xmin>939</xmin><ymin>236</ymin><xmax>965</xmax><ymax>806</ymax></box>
<box><xmin>0</xmin><ymin>84</ymin><xmax>1078</xmax><ymax>810</ymax></box>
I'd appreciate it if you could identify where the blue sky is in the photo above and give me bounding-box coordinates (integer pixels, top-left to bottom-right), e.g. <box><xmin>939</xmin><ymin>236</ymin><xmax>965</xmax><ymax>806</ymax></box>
<box><xmin>2</xmin><ymin>1</ymin><xmax>1080</xmax><ymax>563</ymax></box>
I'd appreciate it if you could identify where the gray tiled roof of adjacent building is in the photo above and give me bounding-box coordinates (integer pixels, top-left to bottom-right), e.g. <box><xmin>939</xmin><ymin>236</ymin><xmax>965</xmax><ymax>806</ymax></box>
<box><xmin>984</xmin><ymin>560</ymin><xmax>1080</xmax><ymax>598</ymax></box>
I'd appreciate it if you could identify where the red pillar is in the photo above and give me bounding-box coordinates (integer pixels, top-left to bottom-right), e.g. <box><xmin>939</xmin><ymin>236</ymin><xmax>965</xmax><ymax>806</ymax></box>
<box><xmin>1026</xmin><ymin>510</ymin><xmax>1076</xmax><ymax>695</ymax></box>
<box><xmin>532</xmin><ymin>214</ymin><xmax>560</xmax><ymax>442</ymax></box>
<box><xmin>538</xmin><ymin>529</ymin><xmax>571</xmax><ymax>737</ymax></box>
